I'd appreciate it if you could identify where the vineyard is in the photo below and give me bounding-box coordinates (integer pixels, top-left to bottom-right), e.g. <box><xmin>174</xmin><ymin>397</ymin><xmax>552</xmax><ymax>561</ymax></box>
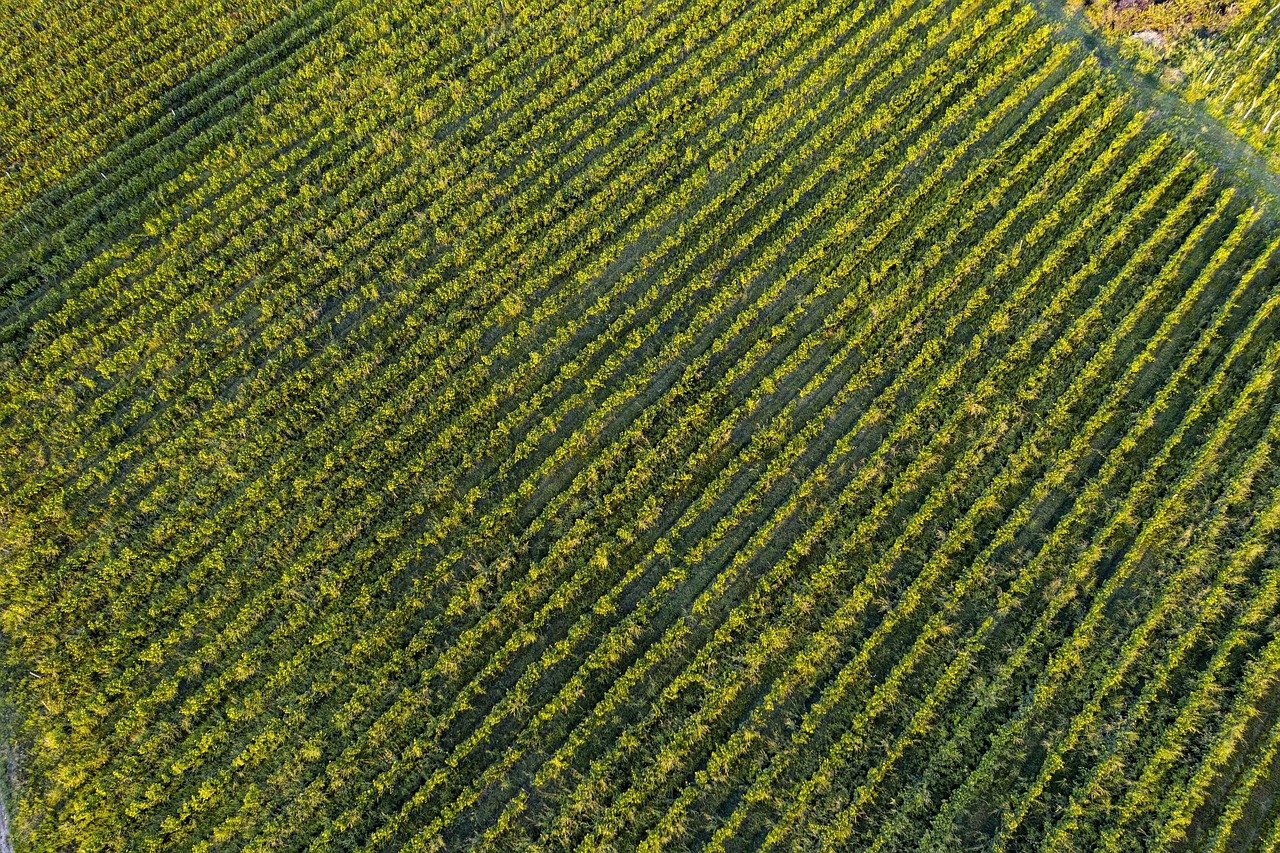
<box><xmin>2</xmin><ymin>0</ymin><xmax>1280</xmax><ymax>850</ymax></box>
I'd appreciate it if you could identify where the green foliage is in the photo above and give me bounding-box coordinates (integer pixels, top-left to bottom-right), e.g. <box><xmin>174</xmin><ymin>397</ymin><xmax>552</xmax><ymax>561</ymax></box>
<box><xmin>1179</xmin><ymin>0</ymin><xmax>1280</xmax><ymax>165</ymax></box>
<box><xmin>1</xmin><ymin>0</ymin><xmax>1280</xmax><ymax>849</ymax></box>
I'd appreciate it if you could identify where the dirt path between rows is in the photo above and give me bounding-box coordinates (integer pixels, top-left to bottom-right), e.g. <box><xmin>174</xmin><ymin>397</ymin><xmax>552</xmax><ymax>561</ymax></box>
<box><xmin>0</xmin><ymin>790</ymin><xmax>12</xmax><ymax>853</ymax></box>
